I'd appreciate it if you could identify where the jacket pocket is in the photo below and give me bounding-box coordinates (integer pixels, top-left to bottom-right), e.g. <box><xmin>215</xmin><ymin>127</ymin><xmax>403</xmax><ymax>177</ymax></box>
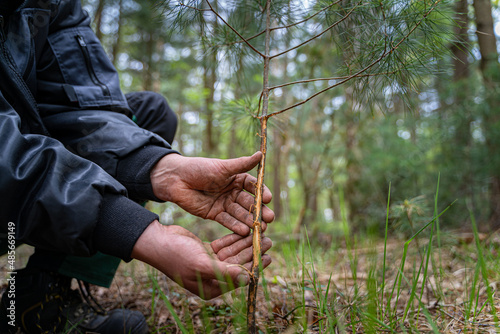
<box><xmin>43</xmin><ymin>26</ymin><xmax>128</xmax><ymax>110</ymax></box>
<box><xmin>75</xmin><ymin>34</ymin><xmax>110</xmax><ymax>98</ymax></box>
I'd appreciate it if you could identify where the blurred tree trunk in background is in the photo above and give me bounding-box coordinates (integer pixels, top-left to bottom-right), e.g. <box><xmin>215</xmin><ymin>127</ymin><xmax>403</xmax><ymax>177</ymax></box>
<box><xmin>340</xmin><ymin>0</ymin><xmax>362</xmax><ymax>226</ymax></box>
<box><xmin>451</xmin><ymin>0</ymin><xmax>473</xmax><ymax>208</ymax></box>
<box><xmin>472</xmin><ymin>0</ymin><xmax>500</xmax><ymax>229</ymax></box>
<box><xmin>473</xmin><ymin>0</ymin><xmax>497</xmax><ymax>75</ymax></box>
<box><xmin>272</xmin><ymin>127</ymin><xmax>283</xmax><ymax>221</ymax></box>
<box><xmin>139</xmin><ymin>1</ymin><xmax>158</xmax><ymax>92</ymax></box>
<box><xmin>202</xmin><ymin>52</ymin><xmax>216</xmax><ymax>153</ymax></box>
<box><xmin>84</xmin><ymin>0</ymin><xmax>486</xmax><ymax>235</ymax></box>
<box><xmin>143</xmin><ymin>29</ymin><xmax>155</xmax><ymax>91</ymax></box>
<box><xmin>111</xmin><ymin>0</ymin><xmax>124</xmax><ymax>67</ymax></box>
<box><xmin>228</xmin><ymin>56</ymin><xmax>244</xmax><ymax>159</ymax></box>
<box><xmin>93</xmin><ymin>0</ymin><xmax>105</xmax><ymax>41</ymax></box>
<box><xmin>344</xmin><ymin>87</ymin><xmax>361</xmax><ymax>225</ymax></box>
<box><xmin>293</xmin><ymin>110</ymin><xmax>323</xmax><ymax>234</ymax></box>
<box><xmin>201</xmin><ymin>1</ymin><xmax>217</xmax><ymax>153</ymax></box>
<box><xmin>451</xmin><ymin>0</ymin><xmax>469</xmax><ymax>82</ymax></box>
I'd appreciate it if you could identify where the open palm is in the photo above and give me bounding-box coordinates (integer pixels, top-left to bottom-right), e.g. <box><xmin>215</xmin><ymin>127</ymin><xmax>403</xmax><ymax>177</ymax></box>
<box><xmin>151</xmin><ymin>152</ymin><xmax>274</xmax><ymax>235</ymax></box>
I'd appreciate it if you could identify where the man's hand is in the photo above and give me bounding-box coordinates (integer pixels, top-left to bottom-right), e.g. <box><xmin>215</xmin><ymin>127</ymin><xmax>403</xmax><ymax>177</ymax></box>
<box><xmin>151</xmin><ymin>152</ymin><xmax>274</xmax><ymax>235</ymax></box>
<box><xmin>131</xmin><ymin>221</ymin><xmax>272</xmax><ymax>299</ymax></box>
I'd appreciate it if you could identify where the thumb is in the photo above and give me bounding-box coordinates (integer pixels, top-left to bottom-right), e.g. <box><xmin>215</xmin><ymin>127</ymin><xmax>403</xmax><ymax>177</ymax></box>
<box><xmin>220</xmin><ymin>152</ymin><xmax>262</xmax><ymax>176</ymax></box>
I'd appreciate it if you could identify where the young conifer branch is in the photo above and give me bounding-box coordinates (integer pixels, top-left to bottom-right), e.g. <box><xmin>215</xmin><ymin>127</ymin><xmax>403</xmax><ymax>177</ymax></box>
<box><xmin>268</xmin><ymin>0</ymin><xmax>341</xmax><ymax>32</ymax></box>
<box><xmin>203</xmin><ymin>1</ymin><xmax>265</xmax><ymax>58</ymax></box>
<box><xmin>200</xmin><ymin>1</ymin><xmax>340</xmax><ymax>49</ymax></box>
<box><xmin>179</xmin><ymin>0</ymin><xmax>265</xmax><ymax>57</ymax></box>
<box><xmin>265</xmin><ymin>0</ymin><xmax>443</xmax><ymax>119</ymax></box>
<box><xmin>178</xmin><ymin>2</ymin><xmax>209</xmax><ymax>11</ymax></box>
<box><xmin>269</xmin><ymin>1</ymin><xmax>362</xmax><ymax>60</ymax></box>
<box><xmin>268</xmin><ymin>71</ymin><xmax>399</xmax><ymax>91</ymax></box>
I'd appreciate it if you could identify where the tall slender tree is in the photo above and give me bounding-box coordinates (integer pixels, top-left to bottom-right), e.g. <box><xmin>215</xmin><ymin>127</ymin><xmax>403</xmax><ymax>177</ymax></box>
<box><xmin>472</xmin><ymin>0</ymin><xmax>500</xmax><ymax>228</ymax></box>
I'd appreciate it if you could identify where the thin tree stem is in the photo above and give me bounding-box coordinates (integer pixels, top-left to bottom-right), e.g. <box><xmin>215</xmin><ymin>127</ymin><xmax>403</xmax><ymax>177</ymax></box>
<box><xmin>247</xmin><ymin>0</ymin><xmax>271</xmax><ymax>332</ymax></box>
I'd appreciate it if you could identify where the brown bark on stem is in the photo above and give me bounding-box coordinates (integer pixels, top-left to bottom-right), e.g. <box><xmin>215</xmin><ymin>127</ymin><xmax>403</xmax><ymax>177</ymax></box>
<box><xmin>247</xmin><ymin>1</ymin><xmax>271</xmax><ymax>332</ymax></box>
<box><xmin>247</xmin><ymin>117</ymin><xmax>267</xmax><ymax>333</ymax></box>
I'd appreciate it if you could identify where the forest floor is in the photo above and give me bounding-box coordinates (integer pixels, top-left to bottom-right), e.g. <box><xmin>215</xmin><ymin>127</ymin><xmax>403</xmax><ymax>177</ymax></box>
<box><xmin>2</xmin><ymin>229</ymin><xmax>500</xmax><ymax>333</ymax></box>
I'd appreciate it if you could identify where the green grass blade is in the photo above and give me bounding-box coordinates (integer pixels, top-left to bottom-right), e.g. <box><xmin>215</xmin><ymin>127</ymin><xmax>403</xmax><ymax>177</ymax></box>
<box><xmin>149</xmin><ymin>272</ymin><xmax>190</xmax><ymax>334</ymax></box>
<box><xmin>469</xmin><ymin>209</ymin><xmax>498</xmax><ymax>323</ymax></box>
<box><xmin>387</xmin><ymin>200</ymin><xmax>455</xmax><ymax>320</ymax></box>
<box><xmin>381</xmin><ymin>182</ymin><xmax>391</xmax><ymax>319</ymax></box>
<box><xmin>434</xmin><ymin>173</ymin><xmax>443</xmax><ymax>279</ymax></box>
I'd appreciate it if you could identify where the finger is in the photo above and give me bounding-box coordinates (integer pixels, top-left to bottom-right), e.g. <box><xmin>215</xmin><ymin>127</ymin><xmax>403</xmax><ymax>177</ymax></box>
<box><xmin>242</xmin><ymin>174</ymin><xmax>272</xmax><ymax>204</ymax></box>
<box><xmin>210</xmin><ymin>233</ymin><xmax>244</xmax><ymax>254</ymax></box>
<box><xmin>221</xmin><ymin>237</ymin><xmax>273</xmax><ymax>264</ymax></box>
<box><xmin>241</xmin><ymin>254</ymin><xmax>272</xmax><ymax>272</ymax></box>
<box><xmin>261</xmin><ymin>254</ymin><xmax>272</xmax><ymax>269</ymax></box>
<box><xmin>201</xmin><ymin>281</ymin><xmax>228</xmax><ymax>300</ymax></box>
<box><xmin>261</xmin><ymin>236</ymin><xmax>273</xmax><ymax>254</ymax></box>
<box><xmin>183</xmin><ymin>256</ymin><xmax>249</xmax><ymax>300</ymax></box>
<box><xmin>185</xmin><ymin>278</ymin><xmax>227</xmax><ymax>300</ymax></box>
<box><xmin>235</xmin><ymin>192</ymin><xmax>271</xmax><ymax>228</ymax></box>
<box><xmin>215</xmin><ymin>234</ymin><xmax>253</xmax><ymax>261</ymax></box>
<box><xmin>262</xmin><ymin>184</ymin><xmax>272</xmax><ymax>204</ymax></box>
<box><xmin>207</xmin><ymin>260</ymin><xmax>250</xmax><ymax>287</ymax></box>
<box><xmin>196</xmin><ymin>272</ymin><xmax>248</xmax><ymax>300</ymax></box>
<box><xmin>219</xmin><ymin>152</ymin><xmax>262</xmax><ymax>177</ymax></box>
<box><xmin>226</xmin><ymin>203</ymin><xmax>268</xmax><ymax>235</ymax></box>
<box><xmin>242</xmin><ymin>174</ymin><xmax>258</xmax><ymax>195</ymax></box>
<box><xmin>227</xmin><ymin>202</ymin><xmax>253</xmax><ymax>227</ymax></box>
<box><xmin>214</xmin><ymin>212</ymin><xmax>251</xmax><ymax>236</ymax></box>
<box><xmin>261</xmin><ymin>205</ymin><xmax>275</xmax><ymax>224</ymax></box>
<box><xmin>197</xmin><ymin>254</ymin><xmax>272</xmax><ymax>300</ymax></box>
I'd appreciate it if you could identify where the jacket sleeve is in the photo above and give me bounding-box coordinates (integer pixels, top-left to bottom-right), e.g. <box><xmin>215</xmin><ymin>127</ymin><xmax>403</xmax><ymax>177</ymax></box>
<box><xmin>36</xmin><ymin>0</ymin><xmax>177</xmax><ymax>202</ymax></box>
<box><xmin>0</xmin><ymin>91</ymin><xmax>157</xmax><ymax>260</ymax></box>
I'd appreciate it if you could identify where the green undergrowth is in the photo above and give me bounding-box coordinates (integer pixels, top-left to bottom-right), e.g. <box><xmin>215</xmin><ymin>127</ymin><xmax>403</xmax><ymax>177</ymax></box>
<box><xmin>144</xmin><ymin>181</ymin><xmax>500</xmax><ymax>333</ymax></box>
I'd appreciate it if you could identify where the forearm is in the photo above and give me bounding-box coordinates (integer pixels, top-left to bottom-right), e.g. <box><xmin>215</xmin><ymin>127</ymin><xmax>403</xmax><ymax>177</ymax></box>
<box><xmin>0</xmin><ymin>101</ymin><xmax>154</xmax><ymax>259</ymax></box>
<box><xmin>42</xmin><ymin>110</ymin><xmax>178</xmax><ymax>201</ymax></box>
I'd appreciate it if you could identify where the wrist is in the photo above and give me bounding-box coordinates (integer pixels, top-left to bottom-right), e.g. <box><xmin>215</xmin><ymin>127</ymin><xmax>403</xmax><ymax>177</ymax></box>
<box><xmin>150</xmin><ymin>153</ymin><xmax>184</xmax><ymax>201</ymax></box>
<box><xmin>131</xmin><ymin>221</ymin><xmax>180</xmax><ymax>265</ymax></box>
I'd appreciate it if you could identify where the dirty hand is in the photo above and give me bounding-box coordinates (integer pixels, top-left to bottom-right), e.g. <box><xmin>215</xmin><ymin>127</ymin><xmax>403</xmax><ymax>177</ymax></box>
<box><xmin>151</xmin><ymin>152</ymin><xmax>274</xmax><ymax>236</ymax></box>
<box><xmin>131</xmin><ymin>221</ymin><xmax>272</xmax><ymax>299</ymax></box>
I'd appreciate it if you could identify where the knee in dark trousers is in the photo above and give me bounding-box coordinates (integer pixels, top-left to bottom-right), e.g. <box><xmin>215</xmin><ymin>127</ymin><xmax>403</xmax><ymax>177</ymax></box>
<box><xmin>126</xmin><ymin>91</ymin><xmax>178</xmax><ymax>145</ymax></box>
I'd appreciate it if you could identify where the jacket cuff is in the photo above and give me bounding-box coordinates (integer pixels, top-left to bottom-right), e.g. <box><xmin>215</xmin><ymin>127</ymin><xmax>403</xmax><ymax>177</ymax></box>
<box><xmin>94</xmin><ymin>194</ymin><xmax>158</xmax><ymax>262</ymax></box>
<box><xmin>116</xmin><ymin>145</ymin><xmax>179</xmax><ymax>202</ymax></box>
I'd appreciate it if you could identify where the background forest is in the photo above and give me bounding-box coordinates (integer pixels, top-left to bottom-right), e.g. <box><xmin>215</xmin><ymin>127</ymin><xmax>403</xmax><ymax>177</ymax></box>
<box><xmin>74</xmin><ymin>0</ymin><xmax>500</xmax><ymax>332</ymax></box>
<box><xmin>81</xmin><ymin>0</ymin><xmax>500</xmax><ymax>238</ymax></box>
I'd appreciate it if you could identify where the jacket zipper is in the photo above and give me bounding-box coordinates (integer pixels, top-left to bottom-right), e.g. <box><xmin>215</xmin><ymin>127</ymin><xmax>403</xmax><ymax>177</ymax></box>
<box><xmin>76</xmin><ymin>34</ymin><xmax>111</xmax><ymax>97</ymax></box>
